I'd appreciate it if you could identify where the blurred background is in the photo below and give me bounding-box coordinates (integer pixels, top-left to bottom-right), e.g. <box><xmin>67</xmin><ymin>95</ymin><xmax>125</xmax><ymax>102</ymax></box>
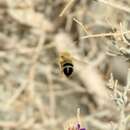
<box><xmin>0</xmin><ymin>0</ymin><xmax>130</xmax><ymax>130</ymax></box>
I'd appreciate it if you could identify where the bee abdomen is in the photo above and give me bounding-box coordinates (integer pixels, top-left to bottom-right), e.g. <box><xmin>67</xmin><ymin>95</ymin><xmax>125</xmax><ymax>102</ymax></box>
<box><xmin>63</xmin><ymin>63</ymin><xmax>73</xmax><ymax>67</ymax></box>
<box><xmin>63</xmin><ymin>63</ymin><xmax>73</xmax><ymax>77</ymax></box>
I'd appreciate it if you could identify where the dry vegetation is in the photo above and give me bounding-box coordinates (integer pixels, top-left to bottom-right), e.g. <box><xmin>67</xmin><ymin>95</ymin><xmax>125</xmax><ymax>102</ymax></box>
<box><xmin>0</xmin><ymin>0</ymin><xmax>130</xmax><ymax>130</ymax></box>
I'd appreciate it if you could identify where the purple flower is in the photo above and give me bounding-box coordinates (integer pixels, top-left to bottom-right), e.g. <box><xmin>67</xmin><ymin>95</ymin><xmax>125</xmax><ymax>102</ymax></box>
<box><xmin>76</xmin><ymin>123</ymin><xmax>86</xmax><ymax>130</ymax></box>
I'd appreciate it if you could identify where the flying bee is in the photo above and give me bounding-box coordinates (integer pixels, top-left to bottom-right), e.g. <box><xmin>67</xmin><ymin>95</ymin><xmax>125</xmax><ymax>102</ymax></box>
<box><xmin>59</xmin><ymin>51</ymin><xmax>90</xmax><ymax>78</ymax></box>
<box><xmin>59</xmin><ymin>52</ymin><xmax>74</xmax><ymax>77</ymax></box>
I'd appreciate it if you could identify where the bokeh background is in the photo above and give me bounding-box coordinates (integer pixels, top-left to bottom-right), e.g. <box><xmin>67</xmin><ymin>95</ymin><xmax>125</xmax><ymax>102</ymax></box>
<box><xmin>0</xmin><ymin>0</ymin><xmax>130</xmax><ymax>130</ymax></box>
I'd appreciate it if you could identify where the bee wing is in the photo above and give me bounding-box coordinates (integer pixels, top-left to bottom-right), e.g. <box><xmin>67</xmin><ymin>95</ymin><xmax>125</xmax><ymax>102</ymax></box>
<box><xmin>72</xmin><ymin>52</ymin><xmax>105</xmax><ymax>67</ymax></box>
<box><xmin>72</xmin><ymin>57</ymin><xmax>89</xmax><ymax>66</ymax></box>
<box><xmin>71</xmin><ymin>57</ymin><xmax>90</xmax><ymax>74</ymax></box>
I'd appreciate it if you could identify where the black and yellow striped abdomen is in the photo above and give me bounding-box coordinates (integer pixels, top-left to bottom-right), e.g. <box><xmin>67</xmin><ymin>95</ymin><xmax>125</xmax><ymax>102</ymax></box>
<box><xmin>59</xmin><ymin>52</ymin><xmax>74</xmax><ymax>77</ymax></box>
<box><xmin>62</xmin><ymin>62</ymin><xmax>73</xmax><ymax>77</ymax></box>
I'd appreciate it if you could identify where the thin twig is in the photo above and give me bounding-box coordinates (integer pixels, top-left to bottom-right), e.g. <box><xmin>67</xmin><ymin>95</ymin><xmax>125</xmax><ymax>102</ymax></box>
<box><xmin>59</xmin><ymin>0</ymin><xmax>75</xmax><ymax>17</ymax></box>
<box><xmin>47</xmin><ymin>67</ymin><xmax>56</xmax><ymax>120</ymax></box>
<box><xmin>98</xmin><ymin>0</ymin><xmax>130</xmax><ymax>13</ymax></box>
<box><xmin>73</xmin><ymin>18</ymin><xmax>89</xmax><ymax>34</ymax></box>
<box><xmin>81</xmin><ymin>30</ymin><xmax>130</xmax><ymax>39</ymax></box>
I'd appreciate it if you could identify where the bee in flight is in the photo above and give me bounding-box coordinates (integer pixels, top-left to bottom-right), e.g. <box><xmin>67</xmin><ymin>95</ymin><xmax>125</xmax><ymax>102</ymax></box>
<box><xmin>59</xmin><ymin>51</ymin><xmax>89</xmax><ymax>78</ymax></box>
<box><xmin>59</xmin><ymin>52</ymin><xmax>74</xmax><ymax>77</ymax></box>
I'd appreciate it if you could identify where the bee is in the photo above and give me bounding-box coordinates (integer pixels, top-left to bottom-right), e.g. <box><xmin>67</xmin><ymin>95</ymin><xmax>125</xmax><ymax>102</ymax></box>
<box><xmin>59</xmin><ymin>51</ymin><xmax>90</xmax><ymax>78</ymax></box>
<box><xmin>59</xmin><ymin>52</ymin><xmax>74</xmax><ymax>77</ymax></box>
